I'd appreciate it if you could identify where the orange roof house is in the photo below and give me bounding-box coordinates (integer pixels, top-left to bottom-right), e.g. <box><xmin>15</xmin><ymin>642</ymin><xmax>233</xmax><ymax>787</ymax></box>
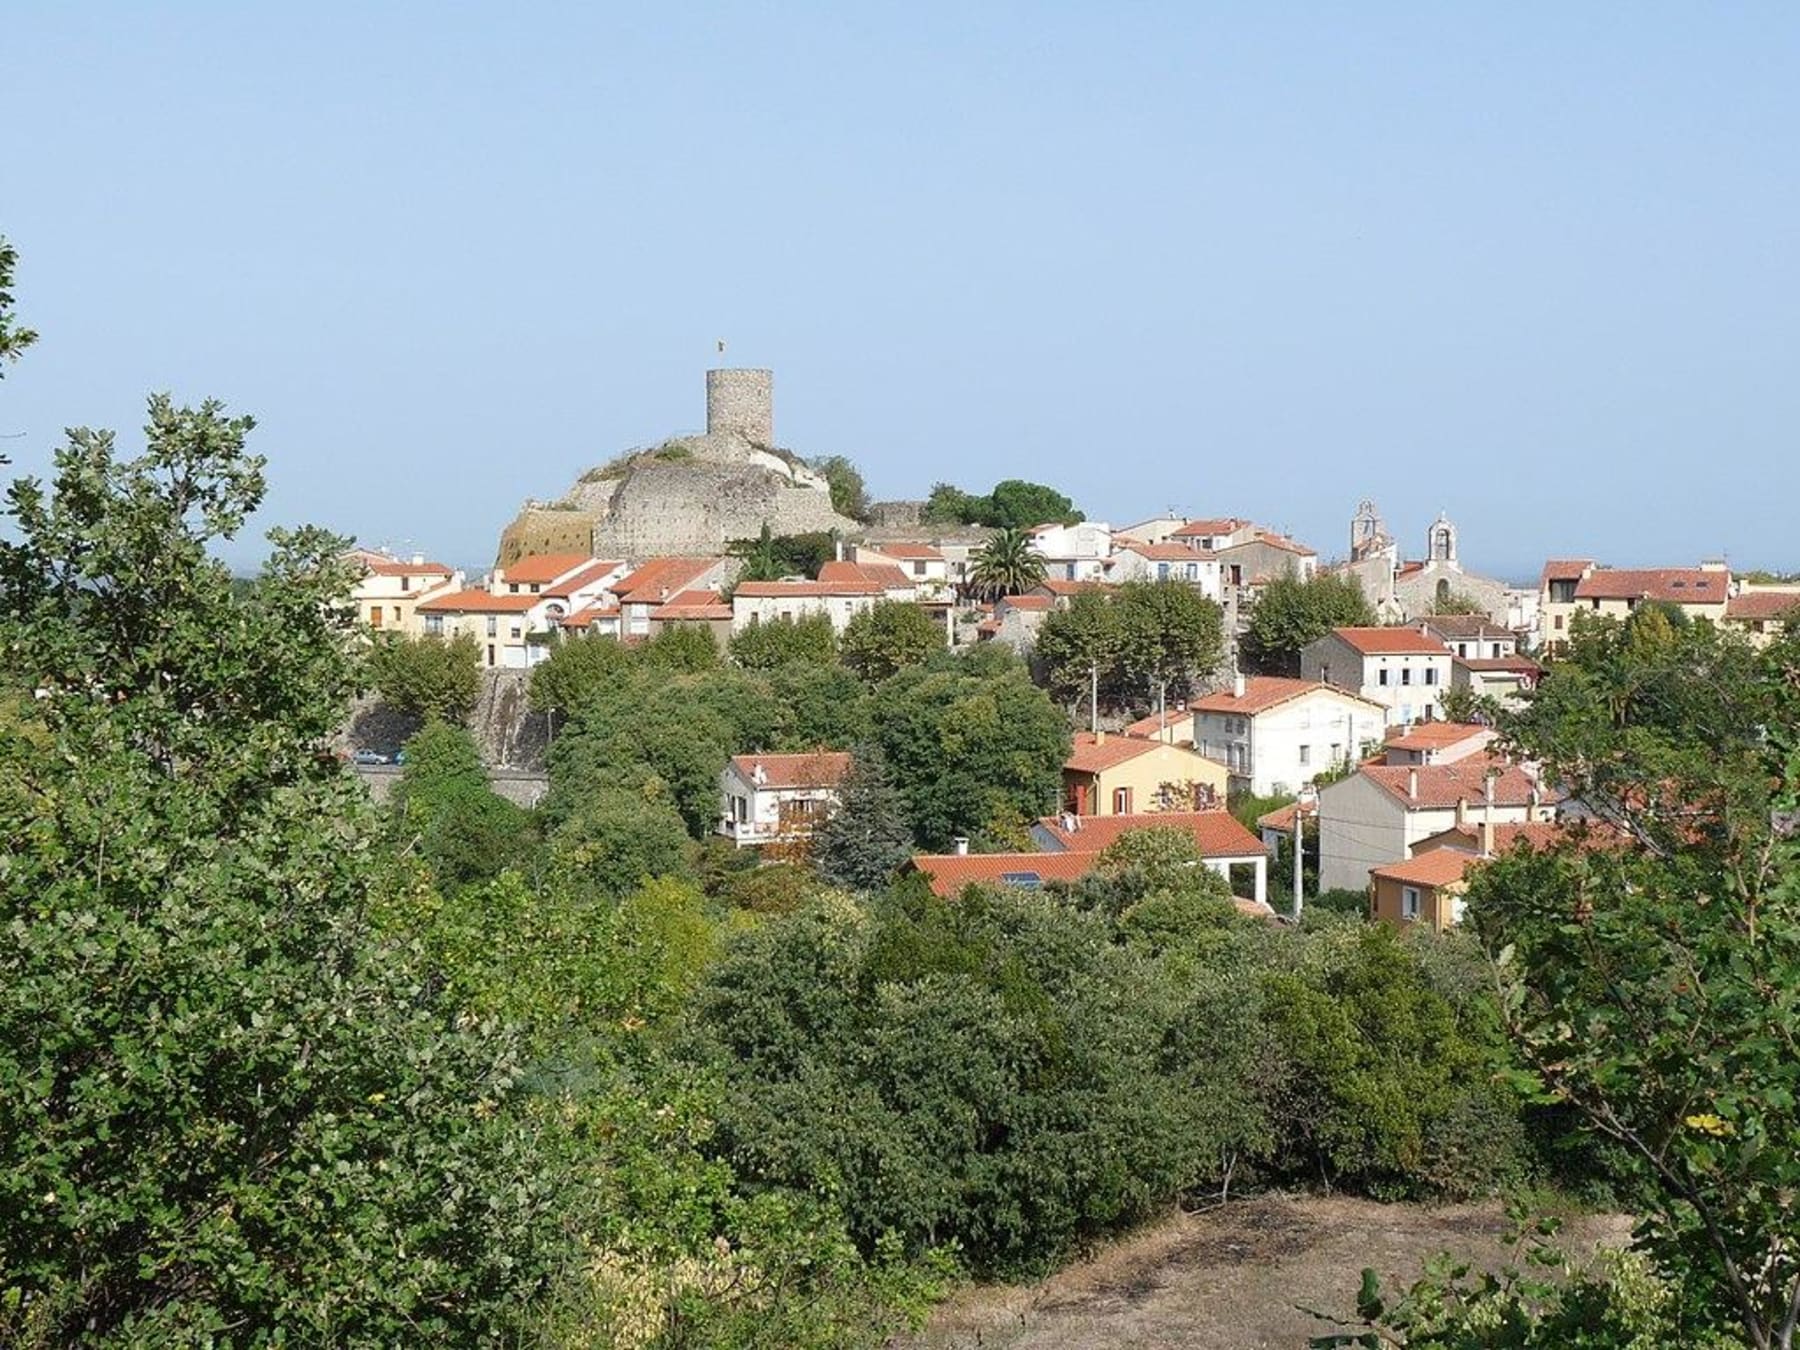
<box><xmin>1062</xmin><ymin>732</ymin><xmax>1230</xmax><ymax>819</ymax></box>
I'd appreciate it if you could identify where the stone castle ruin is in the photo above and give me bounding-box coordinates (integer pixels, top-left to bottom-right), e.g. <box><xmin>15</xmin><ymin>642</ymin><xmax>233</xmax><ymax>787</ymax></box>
<box><xmin>497</xmin><ymin>368</ymin><xmax>860</xmax><ymax>564</ymax></box>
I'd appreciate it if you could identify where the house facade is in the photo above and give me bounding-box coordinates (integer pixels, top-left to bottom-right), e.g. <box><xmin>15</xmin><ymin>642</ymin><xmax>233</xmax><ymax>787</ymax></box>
<box><xmin>850</xmin><ymin>542</ymin><xmax>953</xmax><ymax>601</ymax></box>
<box><xmin>1030</xmin><ymin>810</ymin><xmax>1270</xmax><ymax>909</ymax></box>
<box><xmin>346</xmin><ymin>552</ymin><xmax>459</xmax><ymax>636</ymax></box>
<box><xmin>1029</xmin><ymin>521</ymin><xmax>1114</xmax><ymax>582</ymax></box>
<box><xmin>1062</xmin><ymin>732</ymin><xmax>1229</xmax><ymax>817</ymax></box>
<box><xmin>1314</xmin><ymin>757</ymin><xmax>1552</xmax><ymax>893</ymax></box>
<box><xmin>731</xmin><ymin>579</ymin><xmax>885</xmax><ymax>634</ymax></box>
<box><xmin>1108</xmin><ymin>542</ymin><xmax>1224</xmax><ymax>599</ymax></box>
<box><xmin>415</xmin><ymin>590</ymin><xmax>544</xmax><ymax>668</ymax></box>
<box><xmin>717</xmin><ymin>752</ymin><xmax>853</xmax><ymax>848</ymax></box>
<box><xmin>1189</xmin><ymin>676</ymin><xmax>1386</xmax><ymax>797</ymax></box>
<box><xmin>1300</xmin><ymin>627</ymin><xmax>1454</xmax><ymax>726</ymax></box>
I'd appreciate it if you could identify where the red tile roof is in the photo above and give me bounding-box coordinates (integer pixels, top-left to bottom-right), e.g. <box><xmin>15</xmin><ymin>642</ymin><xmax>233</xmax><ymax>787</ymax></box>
<box><xmin>1065</xmin><ymin>731</ymin><xmax>1167</xmax><ymax>773</ymax></box>
<box><xmin>819</xmin><ymin>559</ymin><xmax>913</xmax><ymax>591</ymax></box>
<box><xmin>997</xmin><ymin>594</ymin><xmax>1054</xmax><ymax>611</ymax></box>
<box><xmin>1727</xmin><ymin>591</ymin><xmax>1800</xmax><ymax>621</ymax></box>
<box><xmin>544</xmin><ymin>559</ymin><xmax>625</xmax><ymax>599</ymax></box>
<box><xmin>500</xmin><ymin>552</ymin><xmax>595</xmax><ymax>585</ymax></box>
<box><xmin>1357</xmin><ymin>756</ymin><xmax>1544</xmax><ymax>810</ymax></box>
<box><xmin>1329</xmin><ymin>627</ymin><xmax>1452</xmax><ymax>656</ymax></box>
<box><xmin>911</xmin><ymin>851</ymin><xmax>1097</xmax><ymax>897</ymax></box>
<box><xmin>616</xmin><ymin>557</ymin><xmax>724</xmax><ymax>605</ymax></box>
<box><xmin>416</xmin><ymin>588</ymin><xmax>540</xmax><ymax>614</ymax></box>
<box><xmin>1035</xmin><ymin>578</ymin><xmax>1117</xmax><ymax>597</ymax></box>
<box><xmin>1250</xmin><ymin>530</ymin><xmax>1315</xmax><ymax>555</ymax></box>
<box><xmin>559</xmin><ymin>601</ymin><xmax>620</xmax><ymax>629</ymax></box>
<box><xmin>1539</xmin><ymin>558</ymin><xmax>1596</xmax><ymax>588</ymax></box>
<box><xmin>1384</xmin><ymin>722</ymin><xmax>1494</xmax><ymax>752</ymax></box>
<box><xmin>1036</xmin><ymin>811</ymin><xmax>1267</xmax><ymax>859</ymax></box>
<box><xmin>1256</xmin><ymin>800</ymin><xmax>1317</xmax><ymax>832</ymax></box>
<box><xmin>1371</xmin><ymin>849</ymin><xmax>1479</xmax><ymax>888</ymax></box>
<box><xmin>1192</xmin><ymin>676</ymin><xmax>1377</xmax><ymax>717</ymax></box>
<box><xmin>728</xmin><ymin>751</ymin><xmax>853</xmax><ymax>790</ymax></box>
<box><xmin>654</xmin><ymin>590</ymin><xmax>732</xmax><ymax>621</ymax></box>
<box><xmin>1124</xmin><ymin>706</ymin><xmax>1193</xmax><ymax>738</ymax></box>
<box><xmin>1171</xmin><ymin>517</ymin><xmax>1245</xmax><ymax>538</ymax></box>
<box><xmin>1574</xmin><ymin>568</ymin><xmax>1728</xmax><ymax>604</ymax></box>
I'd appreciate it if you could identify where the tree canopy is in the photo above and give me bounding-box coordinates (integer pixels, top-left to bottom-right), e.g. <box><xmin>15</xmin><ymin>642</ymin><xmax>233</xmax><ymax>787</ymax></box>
<box><xmin>367</xmin><ymin>631</ymin><xmax>481</xmax><ymax>722</ymax></box>
<box><xmin>923</xmin><ymin>478</ymin><xmax>1083</xmax><ymax>529</ymax></box>
<box><xmin>0</xmin><ymin>235</ymin><xmax>37</xmax><ymax>373</ymax></box>
<box><xmin>840</xmin><ymin>600</ymin><xmax>945</xmax><ymax>683</ymax></box>
<box><xmin>1240</xmin><ymin>571</ymin><xmax>1376</xmax><ymax>676</ymax></box>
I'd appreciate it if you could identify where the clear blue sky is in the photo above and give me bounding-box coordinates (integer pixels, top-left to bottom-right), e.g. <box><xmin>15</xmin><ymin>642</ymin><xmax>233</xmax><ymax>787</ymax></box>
<box><xmin>5</xmin><ymin>3</ymin><xmax>1796</xmax><ymax>579</ymax></box>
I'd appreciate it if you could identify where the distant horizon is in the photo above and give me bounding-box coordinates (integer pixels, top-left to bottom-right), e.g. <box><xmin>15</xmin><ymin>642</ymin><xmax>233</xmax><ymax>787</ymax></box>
<box><xmin>6</xmin><ymin>5</ymin><xmax>1795</xmax><ymax>578</ymax></box>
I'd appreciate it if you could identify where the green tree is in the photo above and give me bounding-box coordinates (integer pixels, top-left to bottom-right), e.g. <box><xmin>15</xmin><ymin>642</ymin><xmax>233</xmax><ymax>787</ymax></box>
<box><xmin>840</xmin><ymin>600</ymin><xmax>945</xmax><ymax>683</ymax></box>
<box><xmin>1240</xmin><ymin>571</ymin><xmax>1377</xmax><ymax>676</ymax></box>
<box><xmin>0</xmin><ymin>398</ymin><xmax>570</xmax><ymax>1343</ymax></box>
<box><xmin>986</xmin><ymin>478</ymin><xmax>1083</xmax><ymax>529</ymax></box>
<box><xmin>367</xmin><ymin>631</ymin><xmax>481</xmax><ymax>722</ymax></box>
<box><xmin>0</xmin><ymin>235</ymin><xmax>38</xmax><ymax>373</ymax></box>
<box><xmin>768</xmin><ymin>660</ymin><xmax>872</xmax><ymax>749</ymax></box>
<box><xmin>869</xmin><ymin>650</ymin><xmax>1070</xmax><ymax>849</ymax></box>
<box><xmin>640</xmin><ymin>622</ymin><xmax>720</xmax><ymax>672</ymax></box>
<box><xmin>730</xmin><ymin>613</ymin><xmax>838</xmax><ymax>670</ymax></box>
<box><xmin>729</xmin><ymin>522</ymin><xmax>788</xmax><ymax>582</ymax></box>
<box><xmin>1113</xmin><ymin>579</ymin><xmax>1225</xmax><ymax>707</ymax></box>
<box><xmin>967</xmin><ymin>527</ymin><xmax>1048</xmax><ymax>600</ymax></box>
<box><xmin>1032</xmin><ymin>589</ymin><xmax>1124</xmax><ymax>711</ymax></box>
<box><xmin>811</xmin><ymin>750</ymin><xmax>915</xmax><ymax>891</ymax></box>
<box><xmin>393</xmin><ymin>720</ymin><xmax>532</xmax><ymax>890</ymax></box>
<box><xmin>552</xmin><ymin>783</ymin><xmax>695</xmax><ymax>897</ymax></box>
<box><xmin>729</xmin><ymin>524</ymin><xmax>836</xmax><ymax>581</ymax></box>
<box><xmin>811</xmin><ymin>454</ymin><xmax>871</xmax><ymax>522</ymax></box>
<box><xmin>529</xmin><ymin>632</ymin><xmax>634</xmax><ymax>714</ymax></box>
<box><xmin>1428</xmin><ymin>588</ymin><xmax>1486</xmax><ymax>616</ymax></box>
<box><xmin>922</xmin><ymin>481</ymin><xmax>982</xmax><ymax>525</ymax></box>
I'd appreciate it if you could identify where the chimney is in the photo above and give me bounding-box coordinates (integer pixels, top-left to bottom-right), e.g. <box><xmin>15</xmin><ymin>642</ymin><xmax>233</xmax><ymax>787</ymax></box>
<box><xmin>1093</xmin><ymin>729</ymin><xmax>1106</xmax><ymax>744</ymax></box>
<box><xmin>1233</xmin><ymin>672</ymin><xmax>1246</xmax><ymax>698</ymax></box>
<box><xmin>751</xmin><ymin>762</ymin><xmax>767</xmax><ymax>786</ymax></box>
<box><xmin>411</xmin><ymin>552</ymin><xmax>425</xmax><ymax>566</ymax></box>
<box><xmin>1408</xmin><ymin>768</ymin><xmax>1418</xmax><ymax>801</ymax></box>
<box><xmin>952</xmin><ymin>836</ymin><xmax>970</xmax><ymax>856</ymax></box>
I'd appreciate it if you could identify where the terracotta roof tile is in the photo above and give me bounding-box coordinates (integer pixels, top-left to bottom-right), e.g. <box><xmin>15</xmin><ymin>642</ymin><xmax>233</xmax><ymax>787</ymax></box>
<box><xmin>1192</xmin><ymin>676</ymin><xmax>1379</xmax><ymax>717</ymax></box>
<box><xmin>1357</xmin><ymin>756</ymin><xmax>1544</xmax><ymax>810</ymax></box>
<box><xmin>997</xmin><ymin>594</ymin><xmax>1054</xmax><ymax>611</ymax></box>
<box><xmin>1124</xmin><ymin>706</ymin><xmax>1193</xmax><ymax>737</ymax></box>
<box><xmin>911</xmin><ymin>851</ymin><xmax>1096</xmax><ymax>897</ymax></box>
<box><xmin>1065</xmin><ymin>732</ymin><xmax>1165</xmax><ymax>773</ymax></box>
<box><xmin>500</xmin><ymin>552</ymin><xmax>595</xmax><ymax>585</ymax></box>
<box><xmin>1171</xmin><ymin>518</ymin><xmax>1245</xmax><ymax>538</ymax></box>
<box><xmin>734</xmin><ymin>579</ymin><xmax>885</xmax><ymax>598</ymax></box>
<box><xmin>867</xmin><ymin>541</ymin><xmax>944</xmax><ymax>561</ymax></box>
<box><xmin>1727</xmin><ymin>591</ymin><xmax>1800</xmax><ymax>621</ymax></box>
<box><xmin>615</xmin><ymin>557</ymin><xmax>725</xmax><ymax>604</ymax></box>
<box><xmin>1121</xmin><ymin>541</ymin><xmax>1217</xmax><ymax>562</ymax></box>
<box><xmin>1574</xmin><ymin>568</ymin><xmax>1728</xmax><ymax>604</ymax></box>
<box><xmin>1328</xmin><ymin>627</ymin><xmax>1452</xmax><ymax>656</ymax></box>
<box><xmin>819</xmin><ymin>559</ymin><xmax>913</xmax><ymax>591</ymax></box>
<box><xmin>544</xmin><ymin>559</ymin><xmax>625</xmax><ymax>599</ymax></box>
<box><xmin>1384</xmin><ymin>722</ymin><xmax>1494</xmax><ymax>752</ymax></box>
<box><xmin>1540</xmin><ymin>558</ymin><xmax>1597</xmax><ymax>588</ymax></box>
<box><xmin>654</xmin><ymin>589</ymin><xmax>732</xmax><ymax>620</ymax></box>
<box><xmin>728</xmin><ymin>752</ymin><xmax>853</xmax><ymax>790</ymax></box>
<box><xmin>362</xmin><ymin>557</ymin><xmax>453</xmax><ymax>577</ymax></box>
<box><xmin>1371</xmin><ymin>849</ymin><xmax>1479</xmax><ymax>888</ymax></box>
<box><xmin>416</xmin><ymin>588</ymin><xmax>540</xmax><ymax>614</ymax></box>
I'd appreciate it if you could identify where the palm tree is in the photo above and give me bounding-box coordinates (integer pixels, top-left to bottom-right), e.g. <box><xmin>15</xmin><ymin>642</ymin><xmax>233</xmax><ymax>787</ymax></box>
<box><xmin>967</xmin><ymin>528</ymin><xmax>1047</xmax><ymax>600</ymax></box>
<box><xmin>731</xmin><ymin>523</ymin><xmax>786</xmax><ymax>583</ymax></box>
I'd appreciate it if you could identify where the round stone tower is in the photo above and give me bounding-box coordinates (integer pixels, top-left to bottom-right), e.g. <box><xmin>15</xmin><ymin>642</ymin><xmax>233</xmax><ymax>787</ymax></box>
<box><xmin>705</xmin><ymin>368</ymin><xmax>774</xmax><ymax>447</ymax></box>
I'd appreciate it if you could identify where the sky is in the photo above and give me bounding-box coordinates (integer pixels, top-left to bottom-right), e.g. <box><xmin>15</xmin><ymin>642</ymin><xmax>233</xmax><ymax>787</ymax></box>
<box><xmin>3</xmin><ymin>3</ymin><xmax>1796</xmax><ymax>580</ymax></box>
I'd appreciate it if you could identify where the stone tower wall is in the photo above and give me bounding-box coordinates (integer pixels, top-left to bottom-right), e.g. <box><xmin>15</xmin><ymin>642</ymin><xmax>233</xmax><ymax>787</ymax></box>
<box><xmin>705</xmin><ymin>368</ymin><xmax>774</xmax><ymax>446</ymax></box>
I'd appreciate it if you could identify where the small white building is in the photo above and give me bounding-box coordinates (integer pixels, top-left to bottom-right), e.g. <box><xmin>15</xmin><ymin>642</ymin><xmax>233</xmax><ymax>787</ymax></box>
<box><xmin>850</xmin><ymin>542</ymin><xmax>953</xmax><ymax>601</ymax></box>
<box><xmin>718</xmin><ymin>751</ymin><xmax>853</xmax><ymax>848</ymax></box>
<box><xmin>1029</xmin><ymin>521</ymin><xmax>1114</xmax><ymax>582</ymax></box>
<box><xmin>1190</xmin><ymin>675</ymin><xmax>1387</xmax><ymax>797</ymax></box>
<box><xmin>415</xmin><ymin>589</ymin><xmax>545</xmax><ymax>669</ymax></box>
<box><xmin>1301</xmin><ymin>627</ymin><xmax>1454</xmax><ymax>727</ymax></box>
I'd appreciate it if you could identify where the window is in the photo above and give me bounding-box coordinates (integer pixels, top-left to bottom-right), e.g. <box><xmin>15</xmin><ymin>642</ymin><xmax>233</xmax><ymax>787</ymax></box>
<box><xmin>1555</xmin><ymin>614</ymin><xmax>1565</xmax><ymax>631</ymax></box>
<box><xmin>1424</xmin><ymin>667</ymin><xmax>1438</xmax><ymax>686</ymax></box>
<box><xmin>1112</xmin><ymin>786</ymin><xmax>1132</xmax><ymax>814</ymax></box>
<box><xmin>486</xmin><ymin>616</ymin><xmax>498</xmax><ymax>637</ymax></box>
<box><xmin>913</xmin><ymin>561</ymin><xmax>926</xmax><ymax>576</ymax></box>
<box><xmin>424</xmin><ymin>615</ymin><xmax>443</xmax><ymax>636</ymax></box>
<box><xmin>999</xmin><ymin>872</ymin><xmax>1043</xmax><ymax>889</ymax></box>
<box><xmin>1330</xmin><ymin>741</ymin><xmax>1342</xmax><ymax>763</ymax></box>
<box><xmin>369</xmin><ymin>606</ymin><xmax>383</xmax><ymax>628</ymax></box>
<box><xmin>400</xmin><ymin>575</ymin><xmax>411</xmax><ymax>593</ymax></box>
<box><xmin>509</xmin><ymin>583</ymin><xmax>520</xmax><ymax>594</ymax></box>
<box><xmin>1401</xmin><ymin>886</ymin><xmax>1421</xmax><ymax>920</ymax></box>
<box><xmin>1378</xmin><ymin>668</ymin><xmax>1390</xmax><ymax>686</ymax></box>
<box><xmin>1157</xmin><ymin>563</ymin><xmax>1169</xmax><ymax>580</ymax></box>
<box><xmin>1401</xmin><ymin>667</ymin><xmax>1413</xmax><ymax>686</ymax></box>
<box><xmin>1456</xmin><ymin>642</ymin><xmax>1468</xmax><ymax>658</ymax></box>
<box><xmin>509</xmin><ymin>625</ymin><xmax>522</xmax><ymax>639</ymax></box>
<box><xmin>486</xmin><ymin>643</ymin><xmax>495</xmax><ymax>667</ymax></box>
<box><xmin>733</xmin><ymin>795</ymin><xmax>748</xmax><ymax>823</ymax></box>
<box><xmin>1298</xmin><ymin>744</ymin><xmax>1311</xmax><ymax>766</ymax></box>
<box><xmin>1185</xmin><ymin>563</ymin><xmax>1197</xmax><ymax>580</ymax></box>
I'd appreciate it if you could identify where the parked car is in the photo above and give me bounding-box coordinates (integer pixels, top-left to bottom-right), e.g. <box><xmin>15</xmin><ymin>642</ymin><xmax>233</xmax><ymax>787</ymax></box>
<box><xmin>351</xmin><ymin>749</ymin><xmax>390</xmax><ymax>766</ymax></box>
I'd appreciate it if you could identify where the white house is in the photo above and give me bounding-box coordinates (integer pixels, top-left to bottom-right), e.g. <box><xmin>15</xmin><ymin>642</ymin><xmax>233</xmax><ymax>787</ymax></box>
<box><xmin>1314</xmin><ymin>756</ymin><xmax>1553</xmax><ymax>893</ymax></box>
<box><xmin>1108</xmin><ymin>542</ymin><xmax>1224</xmax><ymax>600</ymax></box>
<box><xmin>614</xmin><ymin>557</ymin><xmax>735</xmax><ymax>636</ymax></box>
<box><xmin>1169</xmin><ymin>517</ymin><xmax>1256</xmax><ymax>551</ymax></box>
<box><xmin>717</xmin><ymin>751</ymin><xmax>853</xmax><ymax>848</ymax></box>
<box><xmin>416</xmin><ymin>589</ymin><xmax>546</xmax><ymax>669</ymax></box>
<box><xmin>850</xmin><ymin>542</ymin><xmax>953</xmax><ymax>601</ymax></box>
<box><xmin>1029</xmin><ymin>521</ymin><xmax>1114</xmax><ymax>582</ymax></box>
<box><xmin>1300</xmin><ymin>626</ymin><xmax>1454</xmax><ymax>727</ymax></box>
<box><xmin>1190</xmin><ymin>675</ymin><xmax>1387</xmax><ymax>796</ymax></box>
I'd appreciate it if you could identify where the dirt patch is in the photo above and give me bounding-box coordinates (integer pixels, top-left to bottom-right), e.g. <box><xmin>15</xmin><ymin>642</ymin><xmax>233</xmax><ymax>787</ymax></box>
<box><xmin>907</xmin><ymin>1194</ymin><xmax>1630</xmax><ymax>1350</ymax></box>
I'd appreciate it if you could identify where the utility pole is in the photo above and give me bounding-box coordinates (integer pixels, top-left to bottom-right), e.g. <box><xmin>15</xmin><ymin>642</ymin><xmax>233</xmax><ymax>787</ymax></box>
<box><xmin>1293</xmin><ymin>783</ymin><xmax>1318</xmax><ymax>921</ymax></box>
<box><xmin>1089</xmin><ymin>661</ymin><xmax>1099</xmax><ymax>735</ymax></box>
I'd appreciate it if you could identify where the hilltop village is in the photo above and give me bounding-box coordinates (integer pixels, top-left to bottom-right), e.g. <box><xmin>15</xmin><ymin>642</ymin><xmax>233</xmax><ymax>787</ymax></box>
<box><xmin>348</xmin><ymin>365</ymin><xmax>1800</xmax><ymax>928</ymax></box>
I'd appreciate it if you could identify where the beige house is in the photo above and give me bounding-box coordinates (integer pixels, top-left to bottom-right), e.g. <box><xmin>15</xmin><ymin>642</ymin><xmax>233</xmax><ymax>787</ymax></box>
<box><xmin>1315</xmin><ymin>756</ymin><xmax>1553</xmax><ymax>893</ymax></box>
<box><xmin>850</xmin><ymin>542</ymin><xmax>953</xmax><ymax>601</ymax></box>
<box><xmin>1062</xmin><ymin>732</ymin><xmax>1229</xmax><ymax>817</ymax></box>
<box><xmin>1725</xmin><ymin>588</ymin><xmax>1800</xmax><ymax>647</ymax></box>
<box><xmin>1300</xmin><ymin>626</ymin><xmax>1454</xmax><ymax>727</ymax></box>
<box><xmin>1108</xmin><ymin>541</ymin><xmax>1224</xmax><ymax>599</ymax></box>
<box><xmin>1539</xmin><ymin>559</ymin><xmax>1731</xmax><ymax>652</ymax></box>
<box><xmin>1379</xmin><ymin>721</ymin><xmax>1496</xmax><ymax>767</ymax></box>
<box><xmin>613</xmin><ymin>557</ymin><xmax>735</xmax><ymax>637</ymax></box>
<box><xmin>415</xmin><ymin>589</ymin><xmax>543</xmax><ymax>669</ymax></box>
<box><xmin>731</xmin><ymin>577</ymin><xmax>885</xmax><ymax>635</ymax></box>
<box><xmin>1369</xmin><ymin>848</ymin><xmax>1476</xmax><ymax>931</ymax></box>
<box><xmin>345</xmin><ymin>550</ymin><xmax>459</xmax><ymax>636</ymax></box>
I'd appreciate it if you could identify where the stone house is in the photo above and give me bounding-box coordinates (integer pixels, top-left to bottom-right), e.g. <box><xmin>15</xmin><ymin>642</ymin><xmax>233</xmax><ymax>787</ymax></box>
<box><xmin>1189</xmin><ymin>675</ymin><xmax>1387</xmax><ymax>797</ymax></box>
<box><xmin>717</xmin><ymin>751</ymin><xmax>852</xmax><ymax>848</ymax></box>
<box><xmin>1301</xmin><ymin>626</ymin><xmax>1454</xmax><ymax>727</ymax></box>
<box><xmin>1062</xmin><ymin>732</ymin><xmax>1229</xmax><ymax>818</ymax></box>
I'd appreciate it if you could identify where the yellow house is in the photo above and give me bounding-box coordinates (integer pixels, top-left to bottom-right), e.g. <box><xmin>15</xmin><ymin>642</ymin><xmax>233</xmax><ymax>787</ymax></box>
<box><xmin>1369</xmin><ymin>848</ymin><xmax>1476</xmax><ymax>932</ymax></box>
<box><xmin>1062</xmin><ymin>732</ymin><xmax>1229</xmax><ymax>817</ymax></box>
